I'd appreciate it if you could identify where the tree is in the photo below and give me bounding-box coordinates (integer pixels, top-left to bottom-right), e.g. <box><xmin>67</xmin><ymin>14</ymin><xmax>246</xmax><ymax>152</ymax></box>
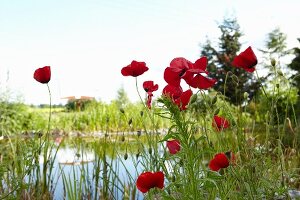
<box><xmin>116</xmin><ymin>86</ymin><xmax>130</xmax><ymax>109</ymax></box>
<box><xmin>288</xmin><ymin>38</ymin><xmax>300</xmax><ymax>116</ymax></box>
<box><xmin>200</xmin><ymin>17</ymin><xmax>261</xmax><ymax>105</ymax></box>
<box><xmin>288</xmin><ymin>38</ymin><xmax>300</xmax><ymax>89</ymax></box>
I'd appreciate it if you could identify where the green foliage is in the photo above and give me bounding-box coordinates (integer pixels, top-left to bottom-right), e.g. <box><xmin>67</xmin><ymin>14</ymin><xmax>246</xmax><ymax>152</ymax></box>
<box><xmin>288</xmin><ymin>38</ymin><xmax>300</xmax><ymax>117</ymax></box>
<box><xmin>201</xmin><ymin>17</ymin><xmax>261</xmax><ymax>105</ymax></box>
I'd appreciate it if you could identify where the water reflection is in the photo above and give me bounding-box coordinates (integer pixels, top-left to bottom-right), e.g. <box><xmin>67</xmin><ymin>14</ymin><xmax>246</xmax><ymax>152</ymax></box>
<box><xmin>41</xmin><ymin>136</ymin><xmax>147</xmax><ymax>199</ymax></box>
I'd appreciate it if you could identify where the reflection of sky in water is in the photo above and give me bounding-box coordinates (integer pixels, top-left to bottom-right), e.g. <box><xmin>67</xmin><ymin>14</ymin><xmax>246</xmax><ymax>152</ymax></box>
<box><xmin>38</xmin><ymin>145</ymin><xmax>148</xmax><ymax>199</ymax></box>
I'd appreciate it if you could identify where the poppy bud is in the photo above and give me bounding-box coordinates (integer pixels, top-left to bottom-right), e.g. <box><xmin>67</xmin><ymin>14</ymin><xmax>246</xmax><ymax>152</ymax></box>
<box><xmin>214</xmin><ymin>108</ymin><xmax>220</xmax><ymax>115</ymax></box>
<box><xmin>212</xmin><ymin>96</ymin><xmax>218</xmax><ymax>105</ymax></box>
<box><xmin>148</xmin><ymin>147</ymin><xmax>152</xmax><ymax>155</ymax></box>
<box><xmin>243</xmin><ymin>92</ymin><xmax>249</xmax><ymax>99</ymax></box>
<box><xmin>172</xmin><ymin>175</ymin><xmax>176</xmax><ymax>182</ymax></box>
<box><xmin>271</xmin><ymin>58</ymin><xmax>276</xmax><ymax>67</ymax></box>
<box><xmin>276</xmin><ymin>84</ymin><xmax>280</xmax><ymax>89</ymax></box>
<box><xmin>189</xmin><ymin>94</ymin><xmax>197</xmax><ymax>104</ymax></box>
<box><xmin>76</xmin><ymin>153</ymin><xmax>81</xmax><ymax>158</ymax></box>
<box><xmin>106</xmin><ymin>116</ymin><xmax>110</xmax><ymax>123</ymax></box>
<box><xmin>277</xmin><ymin>70</ymin><xmax>283</xmax><ymax>76</ymax></box>
<box><xmin>124</xmin><ymin>153</ymin><xmax>128</xmax><ymax>160</ymax></box>
<box><xmin>179</xmin><ymin>159</ymin><xmax>184</xmax><ymax>166</ymax></box>
<box><xmin>121</xmin><ymin>135</ymin><xmax>125</xmax><ymax>142</ymax></box>
<box><xmin>137</xmin><ymin>130</ymin><xmax>141</xmax><ymax>137</ymax></box>
<box><xmin>140</xmin><ymin>111</ymin><xmax>144</xmax><ymax>117</ymax></box>
<box><xmin>120</xmin><ymin>108</ymin><xmax>125</xmax><ymax>114</ymax></box>
<box><xmin>128</xmin><ymin>118</ymin><xmax>133</xmax><ymax>126</ymax></box>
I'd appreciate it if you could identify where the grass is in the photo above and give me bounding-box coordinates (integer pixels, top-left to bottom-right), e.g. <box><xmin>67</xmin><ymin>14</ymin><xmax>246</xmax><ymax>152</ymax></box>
<box><xmin>0</xmin><ymin>59</ymin><xmax>300</xmax><ymax>199</ymax></box>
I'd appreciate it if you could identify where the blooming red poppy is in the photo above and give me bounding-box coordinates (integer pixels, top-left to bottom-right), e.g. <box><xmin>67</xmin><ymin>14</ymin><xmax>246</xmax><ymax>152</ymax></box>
<box><xmin>162</xmin><ymin>84</ymin><xmax>183</xmax><ymax>101</ymax></box>
<box><xmin>174</xmin><ymin>89</ymin><xmax>192</xmax><ymax>111</ymax></box>
<box><xmin>232</xmin><ymin>46</ymin><xmax>257</xmax><ymax>73</ymax></box>
<box><xmin>209</xmin><ymin>153</ymin><xmax>230</xmax><ymax>171</ymax></box>
<box><xmin>164</xmin><ymin>57</ymin><xmax>216</xmax><ymax>89</ymax></box>
<box><xmin>162</xmin><ymin>85</ymin><xmax>192</xmax><ymax>111</ymax></box>
<box><xmin>185</xmin><ymin>57</ymin><xmax>216</xmax><ymax>89</ymax></box>
<box><xmin>136</xmin><ymin>171</ymin><xmax>164</xmax><ymax>193</ymax></box>
<box><xmin>143</xmin><ymin>81</ymin><xmax>159</xmax><ymax>93</ymax></box>
<box><xmin>33</xmin><ymin>66</ymin><xmax>51</xmax><ymax>84</ymax></box>
<box><xmin>164</xmin><ymin>57</ymin><xmax>194</xmax><ymax>87</ymax></box>
<box><xmin>166</xmin><ymin>139</ymin><xmax>181</xmax><ymax>154</ymax></box>
<box><xmin>212</xmin><ymin>115</ymin><xmax>230</xmax><ymax>131</ymax></box>
<box><xmin>121</xmin><ymin>60</ymin><xmax>149</xmax><ymax>77</ymax></box>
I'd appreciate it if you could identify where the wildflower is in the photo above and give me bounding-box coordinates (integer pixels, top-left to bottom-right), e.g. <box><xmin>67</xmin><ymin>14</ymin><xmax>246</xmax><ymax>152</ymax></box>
<box><xmin>162</xmin><ymin>85</ymin><xmax>192</xmax><ymax>111</ymax></box>
<box><xmin>121</xmin><ymin>60</ymin><xmax>149</xmax><ymax>77</ymax></box>
<box><xmin>136</xmin><ymin>171</ymin><xmax>164</xmax><ymax>193</ymax></box>
<box><xmin>164</xmin><ymin>57</ymin><xmax>216</xmax><ymax>89</ymax></box>
<box><xmin>33</xmin><ymin>66</ymin><xmax>51</xmax><ymax>84</ymax></box>
<box><xmin>162</xmin><ymin>84</ymin><xmax>183</xmax><ymax>101</ymax></box>
<box><xmin>212</xmin><ymin>115</ymin><xmax>230</xmax><ymax>131</ymax></box>
<box><xmin>164</xmin><ymin>57</ymin><xmax>194</xmax><ymax>87</ymax></box>
<box><xmin>143</xmin><ymin>81</ymin><xmax>158</xmax><ymax>93</ymax></box>
<box><xmin>185</xmin><ymin>57</ymin><xmax>216</xmax><ymax>89</ymax></box>
<box><xmin>174</xmin><ymin>89</ymin><xmax>192</xmax><ymax>111</ymax></box>
<box><xmin>209</xmin><ymin>151</ymin><xmax>234</xmax><ymax>171</ymax></box>
<box><xmin>166</xmin><ymin>139</ymin><xmax>181</xmax><ymax>154</ymax></box>
<box><xmin>232</xmin><ymin>46</ymin><xmax>257</xmax><ymax>73</ymax></box>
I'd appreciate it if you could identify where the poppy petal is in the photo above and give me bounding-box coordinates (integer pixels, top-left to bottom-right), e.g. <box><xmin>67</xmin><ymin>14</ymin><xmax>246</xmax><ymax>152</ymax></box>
<box><xmin>162</xmin><ymin>84</ymin><xmax>183</xmax><ymax>100</ymax></box>
<box><xmin>212</xmin><ymin>115</ymin><xmax>230</xmax><ymax>131</ymax></box>
<box><xmin>153</xmin><ymin>171</ymin><xmax>164</xmax><ymax>189</ymax></box>
<box><xmin>164</xmin><ymin>67</ymin><xmax>182</xmax><ymax>86</ymax></box>
<box><xmin>186</xmin><ymin>74</ymin><xmax>216</xmax><ymax>89</ymax></box>
<box><xmin>174</xmin><ymin>89</ymin><xmax>192</xmax><ymax>110</ymax></box>
<box><xmin>193</xmin><ymin>56</ymin><xmax>208</xmax><ymax>71</ymax></box>
<box><xmin>214</xmin><ymin>153</ymin><xmax>230</xmax><ymax>168</ymax></box>
<box><xmin>232</xmin><ymin>46</ymin><xmax>257</xmax><ymax>73</ymax></box>
<box><xmin>209</xmin><ymin>158</ymin><xmax>221</xmax><ymax>171</ymax></box>
<box><xmin>136</xmin><ymin>172</ymin><xmax>154</xmax><ymax>193</ymax></box>
<box><xmin>170</xmin><ymin>57</ymin><xmax>193</xmax><ymax>70</ymax></box>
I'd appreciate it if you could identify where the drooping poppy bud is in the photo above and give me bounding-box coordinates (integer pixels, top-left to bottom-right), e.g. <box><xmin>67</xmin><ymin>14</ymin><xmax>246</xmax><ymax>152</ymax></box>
<box><xmin>166</xmin><ymin>139</ymin><xmax>181</xmax><ymax>155</ymax></box>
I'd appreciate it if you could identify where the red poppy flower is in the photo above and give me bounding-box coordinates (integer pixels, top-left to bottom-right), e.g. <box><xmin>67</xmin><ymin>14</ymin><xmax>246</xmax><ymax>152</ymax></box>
<box><xmin>162</xmin><ymin>84</ymin><xmax>183</xmax><ymax>101</ymax></box>
<box><xmin>164</xmin><ymin>57</ymin><xmax>216</xmax><ymax>89</ymax></box>
<box><xmin>33</xmin><ymin>66</ymin><xmax>51</xmax><ymax>84</ymax></box>
<box><xmin>121</xmin><ymin>60</ymin><xmax>149</xmax><ymax>77</ymax></box>
<box><xmin>232</xmin><ymin>46</ymin><xmax>257</xmax><ymax>73</ymax></box>
<box><xmin>174</xmin><ymin>89</ymin><xmax>192</xmax><ymax>111</ymax></box>
<box><xmin>164</xmin><ymin>57</ymin><xmax>194</xmax><ymax>87</ymax></box>
<box><xmin>143</xmin><ymin>81</ymin><xmax>159</xmax><ymax>93</ymax></box>
<box><xmin>185</xmin><ymin>57</ymin><xmax>216</xmax><ymax>89</ymax></box>
<box><xmin>212</xmin><ymin>115</ymin><xmax>230</xmax><ymax>131</ymax></box>
<box><xmin>146</xmin><ymin>93</ymin><xmax>153</xmax><ymax>109</ymax></box>
<box><xmin>166</xmin><ymin>139</ymin><xmax>181</xmax><ymax>154</ymax></box>
<box><xmin>136</xmin><ymin>171</ymin><xmax>164</xmax><ymax>193</ymax></box>
<box><xmin>162</xmin><ymin>85</ymin><xmax>192</xmax><ymax>111</ymax></box>
<box><xmin>209</xmin><ymin>153</ymin><xmax>230</xmax><ymax>171</ymax></box>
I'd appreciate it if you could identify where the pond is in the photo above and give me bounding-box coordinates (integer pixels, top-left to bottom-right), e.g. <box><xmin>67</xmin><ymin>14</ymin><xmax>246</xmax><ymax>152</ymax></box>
<box><xmin>24</xmin><ymin>133</ymin><xmax>166</xmax><ymax>200</ymax></box>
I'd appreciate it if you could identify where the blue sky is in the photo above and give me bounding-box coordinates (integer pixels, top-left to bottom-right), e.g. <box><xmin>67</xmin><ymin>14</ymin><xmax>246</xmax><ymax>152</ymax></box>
<box><xmin>0</xmin><ymin>0</ymin><xmax>299</xmax><ymax>104</ymax></box>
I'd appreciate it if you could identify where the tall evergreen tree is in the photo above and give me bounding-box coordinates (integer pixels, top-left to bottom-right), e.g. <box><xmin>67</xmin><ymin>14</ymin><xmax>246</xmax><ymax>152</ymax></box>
<box><xmin>288</xmin><ymin>38</ymin><xmax>300</xmax><ymax>89</ymax></box>
<box><xmin>288</xmin><ymin>38</ymin><xmax>300</xmax><ymax>115</ymax></box>
<box><xmin>200</xmin><ymin>17</ymin><xmax>261</xmax><ymax>105</ymax></box>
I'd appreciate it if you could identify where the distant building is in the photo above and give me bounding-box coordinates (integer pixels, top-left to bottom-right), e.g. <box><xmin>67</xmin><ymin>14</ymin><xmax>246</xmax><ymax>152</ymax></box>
<box><xmin>61</xmin><ymin>96</ymin><xmax>95</xmax><ymax>111</ymax></box>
